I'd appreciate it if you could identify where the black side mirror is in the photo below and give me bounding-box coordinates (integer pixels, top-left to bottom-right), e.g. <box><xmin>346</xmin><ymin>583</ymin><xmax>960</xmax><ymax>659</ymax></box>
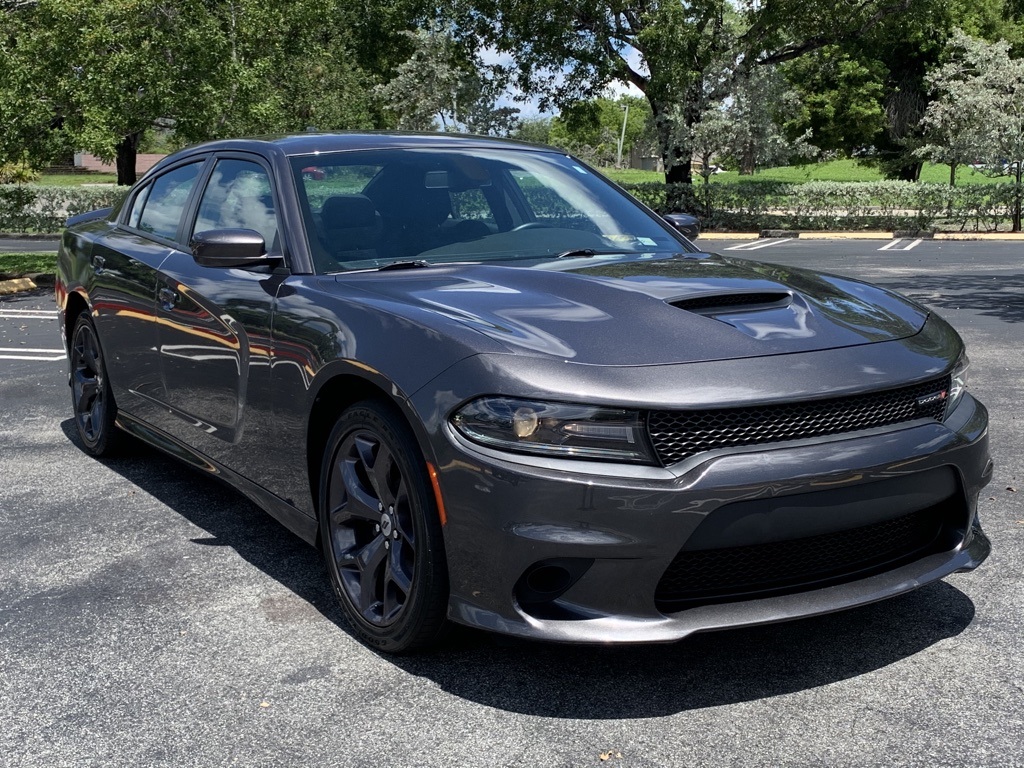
<box><xmin>191</xmin><ymin>229</ymin><xmax>276</xmax><ymax>268</ymax></box>
<box><xmin>663</xmin><ymin>213</ymin><xmax>701</xmax><ymax>240</ymax></box>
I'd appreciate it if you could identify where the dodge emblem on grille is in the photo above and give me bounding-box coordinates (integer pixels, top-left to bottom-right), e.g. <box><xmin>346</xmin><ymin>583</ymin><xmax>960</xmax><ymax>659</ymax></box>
<box><xmin>916</xmin><ymin>390</ymin><xmax>948</xmax><ymax>408</ymax></box>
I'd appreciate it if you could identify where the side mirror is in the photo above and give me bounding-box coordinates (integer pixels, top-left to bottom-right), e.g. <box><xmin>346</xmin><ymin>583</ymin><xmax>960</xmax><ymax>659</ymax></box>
<box><xmin>191</xmin><ymin>229</ymin><xmax>275</xmax><ymax>268</ymax></box>
<box><xmin>663</xmin><ymin>213</ymin><xmax>701</xmax><ymax>240</ymax></box>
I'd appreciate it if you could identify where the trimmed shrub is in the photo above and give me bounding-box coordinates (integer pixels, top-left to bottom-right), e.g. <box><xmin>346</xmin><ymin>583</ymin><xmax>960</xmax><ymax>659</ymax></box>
<box><xmin>620</xmin><ymin>180</ymin><xmax>1022</xmax><ymax>232</ymax></box>
<box><xmin>0</xmin><ymin>185</ymin><xmax>129</xmax><ymax>233</ymax></box>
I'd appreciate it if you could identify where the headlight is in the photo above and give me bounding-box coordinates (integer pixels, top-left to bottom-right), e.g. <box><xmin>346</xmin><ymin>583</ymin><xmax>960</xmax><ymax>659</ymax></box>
<box><xmin>946</xmin><ymin>353</ymin><xmax>970</xmax><ymax>416</ymax></box>
<box><xmin>452</xmin><ymin>397</ymin><xmax>656</xmax><ymax>463</ymax></box>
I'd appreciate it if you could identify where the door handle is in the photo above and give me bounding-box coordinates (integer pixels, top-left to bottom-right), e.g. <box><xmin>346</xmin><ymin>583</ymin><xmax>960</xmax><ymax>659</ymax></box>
<box><xmin>93</xmin><ymin>255</ymin><xmax>105</xmax><ymax>274</ymax></box>
<box><xmin>159</xmin><ymin>287</ymin><xmax>178</xmax><ymax>309</ymax></box>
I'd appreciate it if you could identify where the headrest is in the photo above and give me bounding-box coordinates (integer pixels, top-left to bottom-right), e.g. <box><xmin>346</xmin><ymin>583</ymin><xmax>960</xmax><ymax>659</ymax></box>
<box><xmin>321</xmin><ymin>194</ymin><xmax>377</xmax><ymax>229</ymax></box>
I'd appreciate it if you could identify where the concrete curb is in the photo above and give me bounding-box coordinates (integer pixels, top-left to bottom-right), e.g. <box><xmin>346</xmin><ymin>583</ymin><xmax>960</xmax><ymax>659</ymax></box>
<box><xmin>0</xmin><ymin>277</ymin><xmax>38</xmax><ymax>295</ymax></box>
<box><xmin>696</xmin><ymin>231</ymin><xmax>1024</xmax><ymax>241</ymax></box>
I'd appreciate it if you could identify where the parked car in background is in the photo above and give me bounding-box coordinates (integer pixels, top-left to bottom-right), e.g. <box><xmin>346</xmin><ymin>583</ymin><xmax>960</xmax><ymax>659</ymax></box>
<box><xmin>56</xmin><ymin>133</ymin><xmax>991</xmax><ymax>652</ymax></box>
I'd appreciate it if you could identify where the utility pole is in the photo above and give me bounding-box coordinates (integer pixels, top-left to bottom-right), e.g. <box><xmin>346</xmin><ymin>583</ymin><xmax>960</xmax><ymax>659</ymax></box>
<box><xmin>616</xmin><ymin>103</ymin><xmax>630</xmax><ymax>169</ymax></box>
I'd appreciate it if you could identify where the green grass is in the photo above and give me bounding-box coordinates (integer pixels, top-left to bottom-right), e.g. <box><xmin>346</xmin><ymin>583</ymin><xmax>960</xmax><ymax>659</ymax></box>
<box><xmin>602</xmin><ymin>160</ymin><xmax>1010</xmax><ymax>185</ymax></box>
<box><xmin>36</xmin><ymin>171</ymin><xmax>118</xmax><ymax>186</ymax></box>
<box><xmin>0</xmin><ymin>252</ymin><xmax>57</xmax><ymax>276</ymax></box>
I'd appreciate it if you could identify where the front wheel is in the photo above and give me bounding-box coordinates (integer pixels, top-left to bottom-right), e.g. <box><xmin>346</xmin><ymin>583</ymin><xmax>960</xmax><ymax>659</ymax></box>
<box><xmin>319</xmin><ymin>401</ymin><xmax>449</xmax><ymax>653</ymax></box>
<box><xmin>69</xmin><ymin>312</ymin><xmax>123</xmax><ymax>456</ymax></box>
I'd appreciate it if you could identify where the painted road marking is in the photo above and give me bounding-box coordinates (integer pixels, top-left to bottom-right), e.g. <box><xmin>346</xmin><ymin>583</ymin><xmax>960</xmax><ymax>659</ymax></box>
<box><xmin>0</xmin><ymin>347</ymin><xmax>66</xmax><ymax>361</ymax></box>
<box><xmin>879</xmin><ymin>239</ymin><xmax>923</xmax><ymax>251</ymax></box>
<box><xmin>724</xmin><ymin>238</ymin><xmax>794</xmax><ymax>251</ymax></box>
<box><xmin>0</xmin><ymin>309</ymin><xmax>57</xmax><ymax>320</ymax></box>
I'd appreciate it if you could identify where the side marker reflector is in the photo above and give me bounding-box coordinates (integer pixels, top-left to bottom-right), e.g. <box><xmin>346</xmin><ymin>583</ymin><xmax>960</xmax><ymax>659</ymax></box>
<box><xmin>426</xmin><ymin>462</ymin><xmax>447</xmax><ymax>526</ymax></box>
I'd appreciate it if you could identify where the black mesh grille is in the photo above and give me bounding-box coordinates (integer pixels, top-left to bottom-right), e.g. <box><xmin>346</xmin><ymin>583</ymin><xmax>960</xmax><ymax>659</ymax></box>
<box><xmin>648</xmin><ymin>376</ymin><xmax>951</xmax><ymax>465</ymax></box>
<box><xmin>655</xmin><ymin>503</ymin><xmax>948</xmax><ymax>611</ymax></box>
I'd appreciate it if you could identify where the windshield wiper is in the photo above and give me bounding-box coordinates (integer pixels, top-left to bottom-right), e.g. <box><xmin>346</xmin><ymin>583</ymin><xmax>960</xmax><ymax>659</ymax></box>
<box><xmin>554</xmin><ymin>248</ymin><xmax>599</xmax><ymax>259</ymax></box>
<box><xmin>377</xmin><ymin>259</ymin><xmax>430</xmax><ymax>271</ymax></box>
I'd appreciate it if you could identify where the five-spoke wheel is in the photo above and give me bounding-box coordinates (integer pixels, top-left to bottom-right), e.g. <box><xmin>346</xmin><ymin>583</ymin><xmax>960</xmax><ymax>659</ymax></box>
<box><xmin>70</xmin><ymin>313</ymin><xmax>121</xmax><ymax>456</ymax></box>
<box><xmin>320</xmin><ymin>402</ymin><xmax>448</xmax><ymax>652</ymax></box>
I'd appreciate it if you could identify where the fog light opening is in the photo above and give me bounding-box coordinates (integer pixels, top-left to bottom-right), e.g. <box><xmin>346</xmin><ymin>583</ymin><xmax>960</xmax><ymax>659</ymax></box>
<box><xmin>514</xmin><ymin>558</ymin><xmax>594</xmax><ymax>611</ymax></box>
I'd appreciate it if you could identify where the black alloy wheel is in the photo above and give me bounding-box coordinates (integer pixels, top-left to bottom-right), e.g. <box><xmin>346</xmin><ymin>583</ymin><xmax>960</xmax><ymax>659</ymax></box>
<box><xmin>320</xmin><ymin>401</ymin><xmax>449</xmax><ymax>653</ymax></box>
<box><xmin>70</xmin><ymin>313</ymin><xmax>121</xmax><ymax>456</ymax></box>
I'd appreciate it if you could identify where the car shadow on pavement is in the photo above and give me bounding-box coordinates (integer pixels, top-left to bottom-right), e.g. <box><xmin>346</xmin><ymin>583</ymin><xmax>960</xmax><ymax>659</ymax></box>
<box><xmin>59</xmin><ymin>418</ymin><xmax>352</xmax><ymax>631</ymax></box>
<box><xmin>877</xmin><ymin>273</ymin><xmax>1024</xmax><ymax>324</ymax></box>
<box><xmin>61</xmin><ymin>418</ymin><xmax>979</xmax><ymax>718</ymax></box>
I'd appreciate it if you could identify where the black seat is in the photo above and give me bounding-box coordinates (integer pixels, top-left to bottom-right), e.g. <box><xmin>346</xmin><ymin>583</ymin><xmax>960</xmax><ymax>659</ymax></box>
<box><xmin>319</xmin><ymin>194</ymin><xmax>382</xmax><ymax>263</ymax></box>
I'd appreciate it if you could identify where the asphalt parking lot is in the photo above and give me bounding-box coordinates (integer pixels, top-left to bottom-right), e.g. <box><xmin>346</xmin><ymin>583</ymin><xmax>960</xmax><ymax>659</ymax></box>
<box><xmin>1</xmin><ymin>238</ymin><xmax>1021</xmax><ymax>767</ymax></box>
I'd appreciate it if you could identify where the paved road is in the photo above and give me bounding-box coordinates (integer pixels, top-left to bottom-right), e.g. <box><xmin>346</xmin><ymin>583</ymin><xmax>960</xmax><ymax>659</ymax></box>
<box><xmin>1</xmin><ymin>241</ymin><xmax>1021</xmax><ymax>767</ymax></box>
<box><xmin>0</xmin><ymin>237</ymin><xmax>59</xmax><ymax>252</ymax></box>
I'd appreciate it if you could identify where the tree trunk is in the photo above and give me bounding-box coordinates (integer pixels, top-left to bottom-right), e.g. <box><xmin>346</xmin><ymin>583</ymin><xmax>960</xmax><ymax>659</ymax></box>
<box><xmin>115</xmin><ymin>132</ymin><xmax>141</xmax><ymax>186</ymax></box>
<box><xmin>949</xmin><ymin>163</ymin><xmax>956</xmax><ymax>187</ymax></box>
<box><xmin>650</xmin><ymin>96</ymin><xmax>693</xmax><ymax>200</ymax></box>
<box><xmin>894</xmin><ymin>162</ymin><xmax>922</xmax><ymax>182</ymax></box>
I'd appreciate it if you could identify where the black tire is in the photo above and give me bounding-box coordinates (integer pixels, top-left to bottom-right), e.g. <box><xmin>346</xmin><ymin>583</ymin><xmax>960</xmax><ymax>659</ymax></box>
<box><xmin>319</xmin><ymin>401</ymin><xmax>449</xmax><ymax>653</ymax></box>
<box><xmin>69</xmin><ymin>312</ymin><xmax>123</xmax><ymax>456</ymax></box>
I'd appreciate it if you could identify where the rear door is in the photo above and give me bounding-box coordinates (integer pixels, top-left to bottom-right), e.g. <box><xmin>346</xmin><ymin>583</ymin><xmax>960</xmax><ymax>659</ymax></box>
<box><xmin>89</xmin><ymin>159</ymin><xmax>206</xmax><ymax>424</ymax></box>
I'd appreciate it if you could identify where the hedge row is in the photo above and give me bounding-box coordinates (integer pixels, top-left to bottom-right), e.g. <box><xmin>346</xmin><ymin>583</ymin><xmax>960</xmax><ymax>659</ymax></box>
<box><xmin>2</xmin><ymin>180</ymin><xmax>1021</xmax><ymax>234</ymax></box>
<box><xmin>620</xmin><ymin>180</ymin><xmax>1024</xmax><ymax>232</ymax></box>
<box><xmin>0</xmin><ymin>185</ymin><xmax>128</xmax><ymax>233</ymax></box>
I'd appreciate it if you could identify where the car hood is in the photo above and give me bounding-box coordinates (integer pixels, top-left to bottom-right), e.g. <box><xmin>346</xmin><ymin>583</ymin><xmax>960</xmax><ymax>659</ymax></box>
<box><xmin>339</xmin><ymin>253</ymin><xmax>929</xmax><ymax>366</ymax></box>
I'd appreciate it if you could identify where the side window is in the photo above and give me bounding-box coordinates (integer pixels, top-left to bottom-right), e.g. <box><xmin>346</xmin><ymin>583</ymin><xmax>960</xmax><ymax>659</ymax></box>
<box><xmin>192</xmin><ymin>159</ymin><xmax>279</xmax><ymax>251</ymax></box>
<box><xmin>136</xmin><ymin>162</ymin><xmax>202</xmax><ymax>240</ymax></box>
<box><xmin>127</xmin><ymin>184</ymin><xmax>151</xmax><ymax>229</ymax></box>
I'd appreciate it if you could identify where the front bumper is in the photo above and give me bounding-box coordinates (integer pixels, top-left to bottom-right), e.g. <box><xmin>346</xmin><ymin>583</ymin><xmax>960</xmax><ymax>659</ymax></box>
<box><xmin>426</xmin><ymin>392</ymin><xmax>992</xmax><ymax>644</ymax></box>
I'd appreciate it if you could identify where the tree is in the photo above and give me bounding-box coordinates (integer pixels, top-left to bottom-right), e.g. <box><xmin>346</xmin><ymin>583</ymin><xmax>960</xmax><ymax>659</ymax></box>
<box><xmin>375</xmin><ymin>27</ymin><xmax>519</xmax><ymax>135</ymax></box>
<box><xmin>780</xmin><ymin>0</ymin><xmax>1017</xmax><ymax>180</ymax></box>
<box><xmin>547</xmin><ymin>95</ymin><xmax>653</xmax><ymax>166</ymax></box>
<box><xmin>0</xmin><ymin>0</ymin><xmax>424</xmax><ymax>184</ymax></box>
<box><xmin>459</xmin><ymin>0</ymin><xmax>929</xmax><ymax>186</ymax></box>
<box><xmin>920</xmin><ymin>30</ymin><xmax>1024</xmax><ymax>227</ymax></box>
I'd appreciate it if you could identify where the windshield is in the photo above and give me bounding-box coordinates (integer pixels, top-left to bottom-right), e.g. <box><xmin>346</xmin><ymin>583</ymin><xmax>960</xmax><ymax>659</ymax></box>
<box><xmin>290</xmin><ymin>147</ymin><xmax>690</xmax><ymax>273</ymax></box>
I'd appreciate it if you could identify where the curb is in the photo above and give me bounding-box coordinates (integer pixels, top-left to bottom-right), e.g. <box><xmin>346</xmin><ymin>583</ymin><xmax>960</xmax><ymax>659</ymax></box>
<box><xmin>0</xmin><ymin>277</ymin><xmax>38</xmax><ymax>295</ymax></box>
<box><xmin>697</xmin><ymin>231</ymin><xmax>1024</xmax><ymax>241</ymax></box>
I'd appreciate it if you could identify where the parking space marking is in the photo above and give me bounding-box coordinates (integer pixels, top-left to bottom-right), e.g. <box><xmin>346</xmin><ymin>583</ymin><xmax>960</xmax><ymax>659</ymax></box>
<box><xmin>879</xmin><ymin>239</ymin><xmax>923</xmax><ymax>251</ymax></box>
<box><xmin>0</xmin><ymin>347</ymin><xmax>66</xmax><ymax>361</ymax></box>
<box><xmin>0</xmin><ymin>308</ymin><xmax>57</xmax><ymax>321</ymax></box>
<box><xmin>724</xmin><ymin>238</ymin><xmax>794</xmax><ymax>251</ymax></box>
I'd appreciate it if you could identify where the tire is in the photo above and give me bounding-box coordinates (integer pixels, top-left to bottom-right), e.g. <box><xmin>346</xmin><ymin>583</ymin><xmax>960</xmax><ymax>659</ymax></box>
<box><xmin>69</xmin><ymin>312</ymin><xmax>123</xmax><ymax>456</ymax></box>
<box><xmin>319</xmin><ymin>401</ymin><xmax>449</xmax><ymax>653</ymax></box>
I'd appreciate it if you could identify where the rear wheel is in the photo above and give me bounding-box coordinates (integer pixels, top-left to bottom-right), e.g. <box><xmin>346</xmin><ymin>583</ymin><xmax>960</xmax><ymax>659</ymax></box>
<box><xmin>319</xmin><ymin>401</ymin><xmax>449</xmax><ymax>653</ymax></box>
<box><xmin>69</xmin><ymin>312</ymin><xmax>122</xmax><ymax>456</ymax></box>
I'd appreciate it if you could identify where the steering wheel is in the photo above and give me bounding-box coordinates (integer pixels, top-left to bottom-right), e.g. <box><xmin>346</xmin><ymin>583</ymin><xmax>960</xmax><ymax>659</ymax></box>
<box><xmin>511</xmin><ymin>222</ymin><xmax>551</xmax><ymax>232</ymax></box>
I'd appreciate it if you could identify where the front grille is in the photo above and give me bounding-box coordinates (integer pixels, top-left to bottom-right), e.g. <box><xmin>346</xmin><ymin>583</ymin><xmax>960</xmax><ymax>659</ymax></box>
<box><xmin>648</xmin><ymin>376</ymin><xmax>951</xmax><ymax>465</ymax></box>
<box><xmin>655</xmin><ymin>503</ymin><xmax>949</xmax><ymax>612</ymax></box>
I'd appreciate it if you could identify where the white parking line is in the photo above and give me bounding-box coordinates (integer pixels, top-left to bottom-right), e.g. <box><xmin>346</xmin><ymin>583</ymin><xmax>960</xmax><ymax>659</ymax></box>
<box><xmin>724</xmin><ymin>238</ymin><xmax>794</xmax><ymax>251</ymax></box>
<box><xmin>0</xmin><ymin>309</ymin><xmax>57</xmax><ymax>320</ymax></box>
<box><xmin>0</xmin><ymin>351</ymin><xmax>66</xmax><ymax>361</ymax></box>
<box><xmin>879</xmin><ymin>239</ymin><xmax>923</xmax><ymax>252</ymax></box>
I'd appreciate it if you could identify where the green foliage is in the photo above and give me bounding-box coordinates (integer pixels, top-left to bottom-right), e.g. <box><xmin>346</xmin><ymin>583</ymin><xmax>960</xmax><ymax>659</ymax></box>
<box><xmin>0</xmin><ymin>0</ymin><xmax>425</xmax><ymax>181</ymax></box>
<box><xmin>0</xmin><ymin>185</ymin><xmax>128</xmax><ymax>232</ymax></box>
<box><xmin>0</xmin><ymin>252</ymin><xmax>58</xmax><ymax>277</ymax></box>
<box><xmin>511</xmin><ymin>118</ymin><xmax>554</xmax><ymax>145</ymax></box>
<box><xmin>621</xmin><ymin>179</ymin><xmax>1023</xmax><ymax>232</ymax></box>
<box><xmin>375</xmin><ymin>27</ymin><xmax>518</xmax><ymax>134</ymax></box>
<box><xmin>0</xmin><ymin>163</ymin><xmax>40</xmax><ymax>184</ymax></box>
<box><xmin>547</xmin><ymin>96</ymin><xmax>653</xmax><ymax>165</ymax></box>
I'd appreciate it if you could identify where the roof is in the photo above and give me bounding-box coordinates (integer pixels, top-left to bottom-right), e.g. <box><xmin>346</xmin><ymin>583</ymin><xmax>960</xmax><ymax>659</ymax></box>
<box><xmin>175</xmin><ymin>132</ymin><xmax>555</xmax><ymax>159</ymax></box>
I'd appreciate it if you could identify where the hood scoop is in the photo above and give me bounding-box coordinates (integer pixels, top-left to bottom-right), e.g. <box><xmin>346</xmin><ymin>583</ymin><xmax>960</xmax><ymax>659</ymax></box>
<box><xmin>670</xmin><ymin>291</ymin><xmax>793</xmax><ymax>316</ymax></box>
